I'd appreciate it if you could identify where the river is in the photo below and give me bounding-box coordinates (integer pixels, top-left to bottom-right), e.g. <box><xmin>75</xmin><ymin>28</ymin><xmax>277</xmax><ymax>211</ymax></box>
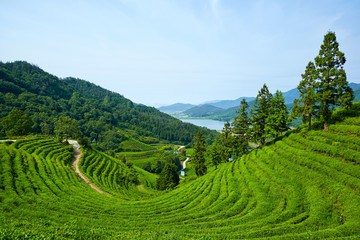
<box><xmin>180</xmin><ymin>119</ymin><xmax>226</xmax><ymax>131</ymax></box>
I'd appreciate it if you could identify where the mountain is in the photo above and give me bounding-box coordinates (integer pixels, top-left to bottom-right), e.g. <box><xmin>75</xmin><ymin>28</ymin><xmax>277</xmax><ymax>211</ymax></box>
<box><xmin>349</xmin><ymin>82</ymin><xmax>360</xmax><ymax>91</ymax></box>
<box><xmin>161</xmin><ymin>83</ymin><xmax>360</xmax><ymax>122</ymax></box>
<box><xmin>158</xmin><ymin>103</ymin><xmax>195</xmax><ymax>114</ymax></box>
<box><xmin>206</xmin><ymin>97</ymin><xmax>256</xmax><ymax>109</ymax></box>
<box><xmin>183</xmin><ymin>104</ymin><xmax>224</xmax><ymax>118</ymax></box>
<box><xmin>282</xmin><ymin>87</ymin><xmax>300</xmax><ymax>104</ymax></box>
<box><xmin>0</xmin><ymin>61</ymin><xmax>218</xmax><ymax>151</ymax></box>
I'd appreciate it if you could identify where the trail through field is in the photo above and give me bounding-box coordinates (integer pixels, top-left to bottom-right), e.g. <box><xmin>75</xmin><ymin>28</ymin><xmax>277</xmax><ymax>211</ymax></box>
<box><xmin>182</xmin><ymin>157</ymin><xmax>189</xmax><ymax>170</ymax></box>
<box><xmin>70</xmin><ymin>140</ymin><xmax>110</xmax><ymax>196</ymax></box>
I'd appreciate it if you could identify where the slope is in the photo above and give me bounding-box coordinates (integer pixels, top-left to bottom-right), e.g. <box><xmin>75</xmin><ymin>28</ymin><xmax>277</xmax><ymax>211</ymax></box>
<box><xmin>158</xmin><ymin>103</ymin><xmax>195</xmax><ymax>114</ymax></box>
<box><xmin>1</xmin><ymin>102</ymin><xmax>360</xmax><ymax>239</ymax></box>
<box><xmin>0</xmin><ymin>61</ymin><xmax>218</xmax><ymax>149</ymax></box>
<box><xmin>183</xmin><ymin>104</ymin><xmax>224</xmax><ymax>117</ymax></box>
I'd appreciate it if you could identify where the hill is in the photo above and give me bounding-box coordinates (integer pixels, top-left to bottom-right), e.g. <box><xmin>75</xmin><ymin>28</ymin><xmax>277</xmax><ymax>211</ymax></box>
<box><xmin>183</xmin><ymin>104</ymin><xmax>224</xmax><ymax>117</ymax></box>
<box><xmin>0</xmin><ymin>61</ymin><xmax>218</xmax><ymax>150</ymax></box>
<box><xmin>203</xmin><ymin>97</ymin><xmax>256</xmax><ymax>109</ymax></box>
<box><xmin>158</xmin><ymin>103</ymin><xmax>195</xmax><ymax>114</ymax></box>
<box><xmin>1</xmin><ymin>102</ymin><xmax>360</xmax><ymax>238</ymax></box>
<box><xmin>158</xmin><ymin>83</ymin><xmax>360</xmax><ymax>122</ymax></box>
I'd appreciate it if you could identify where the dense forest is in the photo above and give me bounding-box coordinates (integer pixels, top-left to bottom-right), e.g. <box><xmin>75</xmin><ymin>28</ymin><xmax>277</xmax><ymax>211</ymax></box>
<box><xmin>0</xmin><ymin>61</ymin><xmax>218</xmax><ymax>151</ymax></box>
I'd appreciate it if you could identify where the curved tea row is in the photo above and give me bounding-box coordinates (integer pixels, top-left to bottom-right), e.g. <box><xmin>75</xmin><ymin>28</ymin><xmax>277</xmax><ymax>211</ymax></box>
<box><xmin>1</xmin><ymin>118</ymin><xmax>360</xmax><ymax>238</ymax></box>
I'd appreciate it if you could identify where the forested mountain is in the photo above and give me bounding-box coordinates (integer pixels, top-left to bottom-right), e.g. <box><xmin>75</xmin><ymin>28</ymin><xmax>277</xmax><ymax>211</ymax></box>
<box><xmin>0</xmin><ymin>61</ymin><xmax>218</xmax><ymax>150</ymax></box>
<box><xmin>183</xmin><ymin>104</ymin><xmax>224</xmax><ymax>117</ymax></box>
<box><xmin>157</xmin><ymin>103</ymin><xmax>195</xmax><ymax>114</ymax></box>
<box><xmin>164</xmin><ymin>83</ymin><xmax>360</xmax><ymax>122</ymax></box>
<box><xmin>204</xmin><ymin>97</ymin><xmax>256</xmax><ymax>109</ymax></box>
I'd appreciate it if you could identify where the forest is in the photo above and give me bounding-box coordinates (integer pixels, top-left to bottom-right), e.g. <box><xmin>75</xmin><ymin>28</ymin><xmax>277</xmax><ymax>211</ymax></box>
<box><xmin>0</xmin><ymin>61</ymin><xmax>218</xmax><ymax>154</ymax></box>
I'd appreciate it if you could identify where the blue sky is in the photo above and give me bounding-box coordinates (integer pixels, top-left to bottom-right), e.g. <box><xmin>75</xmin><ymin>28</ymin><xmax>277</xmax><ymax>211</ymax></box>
<box><xmin>1</xmin><ymin>0</ymin><xmax>360</xmax><ymax>106</ymax></box>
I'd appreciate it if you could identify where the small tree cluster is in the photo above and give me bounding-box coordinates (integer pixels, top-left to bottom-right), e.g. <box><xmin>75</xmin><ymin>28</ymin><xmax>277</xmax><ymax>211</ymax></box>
<box><xmin>292</xmin><ymin>31</ymin><xmax>353</xmax><ymax>130</ymax></box>
<box><xmin>0</xmin><ymin>110</ymin><xmax>33</xmax><ymax>137</ymax></box>
<box><xmin>206</xmin><ymin>85</ymin><xmax>288</xmax><ymax>168</ymax></box>
<box><xmin>156</xmin><ymin>163</ymin><xmax>179</xmax><ymax>191</ymax></box>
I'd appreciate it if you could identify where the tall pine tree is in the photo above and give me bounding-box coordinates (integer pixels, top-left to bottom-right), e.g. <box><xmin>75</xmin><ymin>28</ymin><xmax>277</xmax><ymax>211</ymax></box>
<box><xmin>232</xmin><ymin>99</ymin><xmax>250</xmax><ymax>155</ymax></box>
<box><xmin>250</xmin><ymin>84</ymin><xmax>272</xmax><ymax>146</ymax></box>
<box><xmin>219</xmin><ymin>122</ymin><xmax>233</xmax><ymax>161</ymax></box>
<box><xmin>265</xmin><ymin>90</ymin><xmax>288</xmax><ymax>139</ymax></box>
<box><xmin>291</xmin><ymin>61</ymin><xmax>318</xmax><ymax>129</ymax></box>
<box><xmin>192</xmin><ymin>131</ymin><xmax>207</xmax><ymax>176</ymax></box>
<box><xmin>314</xmin><ymin>31</ymin><xmax>353</xmax><ymax>130</ymax></box>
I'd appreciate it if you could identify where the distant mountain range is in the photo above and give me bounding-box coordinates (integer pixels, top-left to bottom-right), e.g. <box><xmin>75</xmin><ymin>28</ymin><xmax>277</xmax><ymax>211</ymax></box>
<box><xmin>158</xmin><ymin>83</ymin><xmax>360</xmax><ymax>122</ymax></box>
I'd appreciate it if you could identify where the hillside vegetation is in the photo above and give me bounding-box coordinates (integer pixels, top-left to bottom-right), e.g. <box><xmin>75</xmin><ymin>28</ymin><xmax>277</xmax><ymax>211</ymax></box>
<box><xmin>0</xmin><ymin>61</ymin><xmax>218</xmax><ymax>150</ymax></box>
<box><xmin>1</xmin><ymin>102</ymin><xmax>360</xmax><ymax>239</ymax></box>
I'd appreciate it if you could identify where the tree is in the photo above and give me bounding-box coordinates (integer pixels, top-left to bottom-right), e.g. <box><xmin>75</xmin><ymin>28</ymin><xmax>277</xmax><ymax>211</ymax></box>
<box><xmin>156</xmin><ymin>163</ymin><xmax>179</xmax><ymax>191</ymax></box>
<box><xmin>54</xmin><ymin>116</ymin><xmax>81</xmax><ymax>140</ymax></box>
<box><xmin>219</xmin><ymin>121</ymin><xmax>233</xmax><ymax>161</ymax></box>
<box><xmin>314</xmin><ymin>31</ymin><xmax>353</xmax><ymax>130</ymax></box>
<box><xmin>291</xmin><ymin>61</ymin><xmax>318</xmax><ymax>129</ymax></box>
<box><xmin>192</xmin><ymin>131</ymin><xmax>207</xmax><ymax>176</ymax></box>
<box><xmin>266</xmin><ymin>90</ymin><xmax>288</xmax><ymax>138</ymax></box>
<box><xmin>0</xmin><ymin>109</ymin><xmax>33</xmax><ymax>137</ymax></box>
<box><xmin>232</xmin><ymin>99</ymin><xmax>250</xmax><ymax>155</ymax></box>
<box><xmin>250</xmin><ymin>84</ymin><xmax>272</xmax><ymax>146</ymax></box>
<box><xmin>208</xmin><ymin>140</ymin><xmax>222</xmax><ymax>169</ymax></box>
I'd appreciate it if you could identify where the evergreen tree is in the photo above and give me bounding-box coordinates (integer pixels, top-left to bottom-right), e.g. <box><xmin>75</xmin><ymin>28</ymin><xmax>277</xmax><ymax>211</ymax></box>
<box><xmin>156</xmin><ymin>163</ymin><xmax>179</xmax><ymax>191</ymax></box>
<box><xmin>232</xmin><ymin>99</ymin><xmax>250</xmax><ymax>155</ymax></box>
<box><xmin>250</xmin><ymin>84</ymin><xmax>272</xmax><ymax>146</ymax></box>
<box><xmin>291</xmin><ymin>61</ymin><xmax>318</xmax><ymax>129</ymax></box>
<box><xmin>219</xmin><ymin>121</ymin><xmax>233</xmax><ymax>161</ymax></box>
<box><xmin>192</xmin><ymin>131</ymin><xmax>207</xmax><ymax>176</ymax></box>
<box><xmin>0</xmin><ymin>109</ymin><xmax>33</xmax><ymax>137</ymax></box>
<box><xmin>314</xmin><ymin>31</ymin><xmax>353</xmax><ymax>130</ymax></box>
<box><xmin>265</xmin><ymin>90</ymin><xmax>288</xmax><ymax>139</ymax></box>
<box><xmin>208</xmin><ymin>140</ymin><xmax>222</xmax><ymax>169</ymax></box>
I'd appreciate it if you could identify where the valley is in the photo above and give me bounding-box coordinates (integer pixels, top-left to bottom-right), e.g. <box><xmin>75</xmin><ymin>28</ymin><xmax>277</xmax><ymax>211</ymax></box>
<box><xmin>1</xmin><ymin>103</ymin><xmax>360</xmax><ymax>238</ymax></box>
<box><xmin>1</xmin><ymin>32</ymin><xmax>360</xmax><ymax>239</ymax></box>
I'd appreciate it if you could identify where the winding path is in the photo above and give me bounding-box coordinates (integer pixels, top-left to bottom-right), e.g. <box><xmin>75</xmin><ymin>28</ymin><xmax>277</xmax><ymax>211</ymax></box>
<box><xmin>70</xmin><ymin>140</ymin><xmax>110</xmax><ymax>196</ymax></box>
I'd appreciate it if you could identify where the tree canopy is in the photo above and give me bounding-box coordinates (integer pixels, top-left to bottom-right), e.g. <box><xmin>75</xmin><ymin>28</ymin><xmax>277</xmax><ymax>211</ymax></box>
<box><xmin>0</xmin><ymin>109</ymin><xmax>33</xmax><ymax>137</ymax></box>
<box><xmin>192</xmin><ymin>131</ymin><xmax>207</xmax><ymax>176</ymax></box>
<box><xmin>156</xmin><ymin>163</ymin><xmax>179</xmax><ymax>191</ymax></box>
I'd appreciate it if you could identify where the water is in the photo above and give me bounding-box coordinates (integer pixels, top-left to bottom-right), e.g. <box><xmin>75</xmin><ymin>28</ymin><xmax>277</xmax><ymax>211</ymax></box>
<box><xmin>180</xmin><ymin>119</ymin><xmax>226</xmax><ymax>131</ymax></box>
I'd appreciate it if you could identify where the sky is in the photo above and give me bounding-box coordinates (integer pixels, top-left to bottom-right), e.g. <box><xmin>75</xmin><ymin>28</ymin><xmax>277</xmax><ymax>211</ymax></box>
<box><xmin>1</xmin><ymin>0</ymin><xmax>360</xmax><ymax>107</ymax></box>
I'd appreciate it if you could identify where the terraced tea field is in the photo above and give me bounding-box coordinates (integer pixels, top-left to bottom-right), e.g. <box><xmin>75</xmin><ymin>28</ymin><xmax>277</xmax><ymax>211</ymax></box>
<box><xmin>1</xmin><ymin>116</ymin><xmax>360</xmax><ymax>239</ymax></box>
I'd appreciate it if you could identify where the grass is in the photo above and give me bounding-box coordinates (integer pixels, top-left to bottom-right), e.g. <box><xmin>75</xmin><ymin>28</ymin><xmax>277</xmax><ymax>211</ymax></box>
<box><xmin>1</xmin><ymin>111</ymin><xmax>360</xmax><ymax>238</ymax></box>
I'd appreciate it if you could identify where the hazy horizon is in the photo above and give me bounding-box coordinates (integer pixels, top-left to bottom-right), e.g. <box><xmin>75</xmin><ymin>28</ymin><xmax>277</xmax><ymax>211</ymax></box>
<box><xmin>1</xmin><ymin>0</ymin><xmax>360</xmax><ymax>106</ymax></box>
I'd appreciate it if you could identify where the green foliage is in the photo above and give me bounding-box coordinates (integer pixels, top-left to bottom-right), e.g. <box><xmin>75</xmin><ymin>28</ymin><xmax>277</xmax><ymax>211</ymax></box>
<box><xmin>232</xmin><ymin>99</ymin><xmax>250</xmax><ymax>154</ymax></box>
<box><xmin>156</xmin><ymin>163</ymin><xmax>179</xmax><ymax>190</ymax></box>
<box><xmin>219</xmin><ymin>121</ymin><xmax>233</xmax><ymax>160</ymax></box>
<box><xmin>314</xmin><ymin>31</ymin><xmax>353</xmax><ymax>129</ymax></box>
<box><xmin>0</xmin><ymin>109</ymin><xmax>33</xmax><ymax>137</ymax></box>
<box><xmin>250</xmin><ymin>84</ymin><xmax>272</xmax><ymax>146</ymax></box>
<box><xmin>1</xmin><ymin>111</ymin><xmax>360</xmax><ymax>238</ymax></box>
<box><xmin>54</xmin><ymin>116</ymin><xmax>81</xmax><ymax>140</ymax></box>
<box><xmin>207</xmin><ymin>140</ymin><xmax>222</xmax><ymax>169</ymax></box>
<box><xmin>192</xmin><ymin>131</ymin><xmax>207</xmax><ymax>176</ymax></box>
<box><xmin>0</xmin><ymin>61</ymin><xmax>219</xmax><ymax>150</ymax></box>
<box><xmin>291</xmin><ymin>61</ymin><xmax>318</xmax><ymax>129</ymax></box>
<box><xmin>265</xmin><ymin>90</ymin><xmax>289</xmax><ymax>138</ymax></box>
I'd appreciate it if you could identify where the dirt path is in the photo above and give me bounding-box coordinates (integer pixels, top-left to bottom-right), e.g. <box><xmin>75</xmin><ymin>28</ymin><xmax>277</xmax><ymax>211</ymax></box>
<box><xmin>182</xmin><ymin>157</ymin><xmax>189</xmax><ymax>170</ymax></box>
<box><xmin>70</xmin><ymin>142</ymin><xmax>110</xmax><ymax>196</ymax></box>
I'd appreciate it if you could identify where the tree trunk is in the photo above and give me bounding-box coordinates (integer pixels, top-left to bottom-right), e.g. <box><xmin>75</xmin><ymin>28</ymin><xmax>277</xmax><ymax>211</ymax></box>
<box><xmin>324</xmin><ymin>120</ymin><xmax>328</xmax><ymax>131</ymax></box>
